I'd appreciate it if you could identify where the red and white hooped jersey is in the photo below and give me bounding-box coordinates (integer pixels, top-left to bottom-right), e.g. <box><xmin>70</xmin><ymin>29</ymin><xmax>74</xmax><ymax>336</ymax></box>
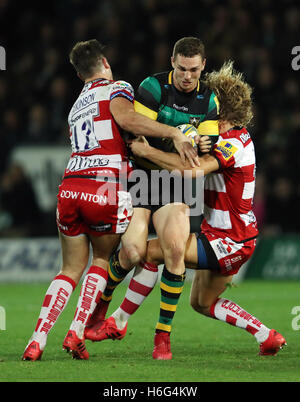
<box><xmin>64</xmin><ymin>78</ymin><xmax>134</xmax><ymax>179</ymax></box>
<box><xmin>201</xmin><ymin>127</ymin><xmax>259</xmax><ymax>243</ymax></box>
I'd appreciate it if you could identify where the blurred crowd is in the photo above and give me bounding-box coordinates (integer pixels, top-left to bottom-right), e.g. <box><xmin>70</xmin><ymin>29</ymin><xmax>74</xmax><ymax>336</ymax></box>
<box><xmin>0</xmin><ymin>0</ymin><xmax>299</xmax><ymax>237</ymax></box>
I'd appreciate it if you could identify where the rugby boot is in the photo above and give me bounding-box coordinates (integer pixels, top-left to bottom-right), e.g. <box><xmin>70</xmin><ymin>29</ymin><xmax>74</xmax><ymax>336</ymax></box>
<box><xmin>259</xmin><ymin>329</ymin><xmax>287</xmax><ymax>356</ymax></box>
<box><xmin>84</xmin><ymin>319</ymin><xmax>106</xmax><ymax>341</ymax></box>
<box><xmin>22</xmin><ymin>340</ymin><xmax>43</xmax><ymax>361</ymax></box>
<box><xmin>62</xmin><ymin>330</ymin><xmax>89</xmax><ymax>360</ymax></box>
<box><xmin>85</xmin><ymin>299</ymin><xmax>108</xmax><ymax>328</ymax></box>
<box><xmin>85</xmin><ymin>316</ymin><xmax>127</xmax><ymax>342</ymax></box>
<box><xmin>152</xmin><ymin>331</ymin><xmax>172</xmax><ymax>360</ymax></box>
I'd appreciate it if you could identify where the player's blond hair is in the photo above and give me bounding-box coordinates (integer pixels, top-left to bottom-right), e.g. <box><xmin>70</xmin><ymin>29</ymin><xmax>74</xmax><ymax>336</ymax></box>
<box><xmin>203</xmin><ymin>61</ymin><xmax>254</xmax><ymax>127</ymax></box>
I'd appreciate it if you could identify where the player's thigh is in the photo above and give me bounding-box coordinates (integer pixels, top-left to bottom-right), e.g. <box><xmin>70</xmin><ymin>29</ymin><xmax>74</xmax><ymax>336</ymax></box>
<box><xmin>121</xmin><ymin>207</ymin><xmax>151</xmax><ymax>254</ymax></box>
<box><xmin>59</xmin><ymin>231</ymin><xmax>90</xmax><ymax>282</ymax></box>
<box><xmin>190</xmin><ymin>270</ymin><xmax>233</xmax><ymax>311</ymax></box>
<box><xmin>89</xmin><ymin>233</ymin><xmax>122</xmax><ymax>270</ymax></box>
<box><xmin>152</xmin><ymin>203</ymin><xmax>190</xmax><ymax>248</ymax></box>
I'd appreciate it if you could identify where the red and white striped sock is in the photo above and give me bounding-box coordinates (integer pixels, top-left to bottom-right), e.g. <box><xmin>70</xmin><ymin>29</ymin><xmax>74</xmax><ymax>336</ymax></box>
<box><xmin>112</xmin><ymin>262</ymin><xmax>158</xmax><ymax>329</ymax></box>
<box><xmin>210</xmin><ymin>298</ymin><xmax>270</xmax><ymax>343</ymax></box>
<box><xmin>70</xmin><ymin>265</ymin><xmax>108</xmax><ymax>338</ymax></box>
<box><xmin>30</xmin><ymin>274</ymin><xmax>76</xmax><ymax>349</ymax></box>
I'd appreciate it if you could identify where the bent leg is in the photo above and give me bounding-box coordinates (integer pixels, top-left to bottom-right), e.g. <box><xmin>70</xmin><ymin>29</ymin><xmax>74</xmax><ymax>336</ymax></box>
<box><xmin>146</xmin><ymin>233</ymin><xmax>198</xmax><ymax>269</ymax></box>
<box><xmin>119</xmin><ymin>207</ymin><xmax>151</xmax><ymax>269</ymax></box>
<box><xmin>190</xmin><ymin>270</ymin><xmax>275</xmax><ymax>348</ymax></box>
<box><xmin>190</xmin><ymin>270</ymin><xmax>232</xmax><ymax>316</ymax></box>
<box><xmin>92</xmin><ymin>208</ymin><xmax>152</xmax><ymax>322</ymax></box>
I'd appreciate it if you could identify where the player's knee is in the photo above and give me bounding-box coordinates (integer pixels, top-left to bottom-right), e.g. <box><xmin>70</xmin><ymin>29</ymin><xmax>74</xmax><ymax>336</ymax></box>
<box><xmin>123</xmin><ymin>244</ymin><xmax>146</xmax><ymax>267</ymax></box>
<box><xmin>190</xmin><ymin>297</ymin><xmax>211</xmax><ymax>317</ymax></box>
<box><xmin>163</xmin><ymin>238</ymin><xmax>185</xmax><ymax>266</ymax></box>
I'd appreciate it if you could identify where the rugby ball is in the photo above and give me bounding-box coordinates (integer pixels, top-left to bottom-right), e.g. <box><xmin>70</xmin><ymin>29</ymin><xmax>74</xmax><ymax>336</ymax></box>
<box><xmin>177</xmin><ymin>124</ymin><xmax>198</xmax><ymax>148</ymax></box>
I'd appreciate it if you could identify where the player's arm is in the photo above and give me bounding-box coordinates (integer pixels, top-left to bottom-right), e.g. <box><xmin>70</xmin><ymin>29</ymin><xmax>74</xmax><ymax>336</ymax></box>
<box><xmin>130</xmin><ymin>137</ymin><xmax>219</xmax><ymax>177</ymax></box>
<box><xmin>110</xmin><ymin>77</ymin><xmax>199</xmax><ymax>167</ymax></box>
<box><xmin>110</xmin><ymin>97</ymin><xmax>181</xmax><ymax>140</ymax></box>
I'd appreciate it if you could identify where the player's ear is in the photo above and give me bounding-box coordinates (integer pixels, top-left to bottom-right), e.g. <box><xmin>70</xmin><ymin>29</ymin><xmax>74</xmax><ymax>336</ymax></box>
<box><xmin>201</xmin><ymin>58</ymin><xmax>206</xmax><ymax>71</ymax></box>
<box><xmin>102</xmin><ymin>57</ymin><xmax>110</xmax><ymax>70</ymax></box>
<box><xmin>77</xmin><ymin>72</ymin><xmax>84</xmax><ymax>81</ymax></box>
<box><xmin>171</xmin><ymin>56</ymin><xmax>175</xmax><ymax>69</ymax></box>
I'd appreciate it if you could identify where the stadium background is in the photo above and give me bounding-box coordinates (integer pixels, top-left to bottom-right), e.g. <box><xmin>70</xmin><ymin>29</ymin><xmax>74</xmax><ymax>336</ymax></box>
<box><xmin>0</xmin><ymin>0</ymin><xmax>299</xmax><ymax>383</ymax></box>
<box><xmin>0</xmin><ymin>0</ymin><xmax>299</xmax><ymax>281</ymax></box>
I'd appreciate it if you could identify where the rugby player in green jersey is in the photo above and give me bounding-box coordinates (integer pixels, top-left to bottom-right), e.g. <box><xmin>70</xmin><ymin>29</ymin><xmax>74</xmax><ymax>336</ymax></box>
<box><xmin>85</xmin><ymin>37</ymin><xmax>220</xmax><ymax>348</ymax></box>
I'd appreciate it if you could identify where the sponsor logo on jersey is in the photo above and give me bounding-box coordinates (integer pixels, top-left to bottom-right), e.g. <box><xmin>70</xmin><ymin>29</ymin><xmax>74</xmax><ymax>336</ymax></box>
<box><xmin>240</xmin><ymin>132</ymin><xmax>251</xmax><ymax>143</ymax></box>
<box><xmin>215</xmin><ymin>141</ymin><xmax>238</xmax><ymax>160</ymax></box>
<box><xmin>173</xmin><ymin>103</ymin><xmax>188</xmax><ymax>112</ymax></box>
<box><xmin>66</xmin><ymin>155</ymin><xmax>110</xmax><ymax>172</ymax></box>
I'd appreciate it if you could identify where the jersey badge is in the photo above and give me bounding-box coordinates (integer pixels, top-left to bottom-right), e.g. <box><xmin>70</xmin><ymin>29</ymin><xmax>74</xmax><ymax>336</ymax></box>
<box><xmin>215</xmin><ymin>141</ymin><xmax>238</xmax><ymax>160</ymax></box>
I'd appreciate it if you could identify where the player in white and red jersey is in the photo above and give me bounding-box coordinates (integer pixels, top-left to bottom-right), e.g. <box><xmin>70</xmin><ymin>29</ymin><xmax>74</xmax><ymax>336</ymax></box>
<box><xmin>23</xmin><ymin>39</ymin><xmax>199</xmax><ymax>362</ymax></box>
<box><xmin>199</xmin><ymin>125</ymin><xmax>258</xmax><ymax>275</ymax></box>
<box><xmin>92</xmin><ymin>61</ymin><xmax>286</xmax><ymax>360</ymax></box>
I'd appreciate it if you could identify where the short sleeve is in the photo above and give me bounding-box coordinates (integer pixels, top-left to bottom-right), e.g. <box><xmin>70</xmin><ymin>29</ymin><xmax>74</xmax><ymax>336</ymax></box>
<box><xmin>110</xmin><ymin>80</ymin><xmax>134</xmax><ymax>103</ymax></box>
<box><xmin>213</xmin><ymin>139</ymin><xmax>242</xmax><ymax>169</ymax></box>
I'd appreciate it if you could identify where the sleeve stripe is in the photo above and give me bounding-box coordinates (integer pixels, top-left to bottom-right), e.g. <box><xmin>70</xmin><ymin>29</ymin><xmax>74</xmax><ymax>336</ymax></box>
<box><xmin>134</xmin><ymin>100</ymin><xmax>158</xmax><ymax>120</ymax></box>
<box><xmin>110</xmin><ymin>90</ymin><xmax>134</xmax><ymax>102</ymax></box>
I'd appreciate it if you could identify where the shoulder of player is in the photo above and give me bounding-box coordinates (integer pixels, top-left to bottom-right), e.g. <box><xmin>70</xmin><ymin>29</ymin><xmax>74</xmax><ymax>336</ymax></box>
<box><xmin>214</xmin><ymin>127</ymin><xmax>253</xmax><ymax>161</ymax></box>
<box><xmin>137</xmin><ymin>74</ymin><xmax>165</xmax><ymax>104</ymax></box>
<box><xmin>226</xmin><ymin>127</ymin><xmax>252</xmax><ymax>148</ymax></box>
<box><xmin>110</xmin><ymin>79</ymin><xmax>133</xmax><ymax>89</ymax></box>
<box><xmin>139</xmin><ymin>73</ymin><xmax>167</xmax><ymax>91</ymax></box>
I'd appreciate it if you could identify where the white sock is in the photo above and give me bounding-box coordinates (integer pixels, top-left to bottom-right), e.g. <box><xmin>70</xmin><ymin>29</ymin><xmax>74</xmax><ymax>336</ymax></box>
<box><xmin>70</xmin><ymin>265</ymin><xmax>108</xmax><ymax>338</ymax></box>
<box><xmin>30</xmin><ymin>274</ymin><xmax>76</xmax><ymax>349</ymax></box>
<box><xmin>210</xmin><ymin>298</ymin><xmax>270</xmax><ymax>343</ymax></box>
<box><xmin>112</xmin><ymin>262</ymin><xmax>158</xmax><ymax>329</ymax></box>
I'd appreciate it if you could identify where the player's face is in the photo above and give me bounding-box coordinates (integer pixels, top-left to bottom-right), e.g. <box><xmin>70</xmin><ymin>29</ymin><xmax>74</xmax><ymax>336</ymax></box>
<box><xmin>171</xmin><ymin>54</ymin><xmax>206</xmax><ymax>93</ymax></box>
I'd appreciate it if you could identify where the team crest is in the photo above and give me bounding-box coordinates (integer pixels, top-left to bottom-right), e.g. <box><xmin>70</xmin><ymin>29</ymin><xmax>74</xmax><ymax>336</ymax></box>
<box><xmin>189</xmin><ymin>117</ymin><xmax>200</xmax><ymax>128</ymax></box>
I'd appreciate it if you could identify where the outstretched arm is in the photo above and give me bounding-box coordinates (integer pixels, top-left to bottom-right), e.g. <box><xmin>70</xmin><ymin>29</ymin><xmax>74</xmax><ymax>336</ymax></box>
<box><xmin>130</xmin><ymin>137</ymin><xmax>220</xmax><ymax>177</ymax></box>
<box><xmin>110</xmin><ymin>97</ymin><xmax>199</xmax><ymax>168</ymax></box>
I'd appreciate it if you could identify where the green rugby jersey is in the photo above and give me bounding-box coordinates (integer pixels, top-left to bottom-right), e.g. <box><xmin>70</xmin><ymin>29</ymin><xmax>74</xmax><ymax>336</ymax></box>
<box><xmin>133</xmin><ymin>70</ymin><xmax>219</xmax><ymax>170</ymax></box>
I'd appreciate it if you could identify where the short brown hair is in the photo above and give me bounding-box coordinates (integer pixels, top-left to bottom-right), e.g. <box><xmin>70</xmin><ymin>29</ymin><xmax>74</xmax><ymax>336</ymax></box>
<box><xmin>69</xmin><ymin>39</ymin><xmax>105</xmax><ymax>79</ymax></box>
<box><xmin>172</xmin><ymin>37</ymin><xmax>206</xmax><ymax>60</ymax></box>
<box><xmin>203</xmin><ymin>60</ymin><xmax>254</xmax><ymax>127</ymax></box>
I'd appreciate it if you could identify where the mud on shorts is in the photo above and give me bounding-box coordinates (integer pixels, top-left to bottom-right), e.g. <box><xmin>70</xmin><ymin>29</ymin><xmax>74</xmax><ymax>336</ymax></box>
<box><xmin>56</xmin><ymin>177</ymin><xmax>133</xmax><ymax>237</ymax></box>
<box><xmin>196</xmin><ymin>232</ymin><xmax>257</xmax><ymax>276</ymax></box>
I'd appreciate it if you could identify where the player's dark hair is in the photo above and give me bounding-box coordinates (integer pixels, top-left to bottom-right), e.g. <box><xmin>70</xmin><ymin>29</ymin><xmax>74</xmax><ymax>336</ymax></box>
<box><xmin>172</xmin><ymin>37</ymin><xmax>206</xmax><ymax>60</ymax></box>
<box><xmin>69</xmin><ymin>39</ymin><xmax>106</xmax><ymax>79</ymax></box>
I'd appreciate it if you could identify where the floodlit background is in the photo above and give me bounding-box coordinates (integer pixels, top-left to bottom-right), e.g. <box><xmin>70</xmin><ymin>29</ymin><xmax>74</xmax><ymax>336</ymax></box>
<box><xmin>0</xmin><ymin>0</ymin><xmax>299</xmax><ymax>281</ymax></box>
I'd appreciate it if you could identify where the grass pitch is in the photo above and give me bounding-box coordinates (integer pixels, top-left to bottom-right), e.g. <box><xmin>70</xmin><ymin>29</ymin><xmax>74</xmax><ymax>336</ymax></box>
<box><xmin>0</xmin><ymin>279</ymin><xmax>299</xmax><ymax>383</ymax></box>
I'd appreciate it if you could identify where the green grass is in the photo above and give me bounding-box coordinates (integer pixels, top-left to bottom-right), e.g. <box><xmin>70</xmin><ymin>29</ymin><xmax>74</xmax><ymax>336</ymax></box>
<box><xmin>0</xmin><ymin>280</ymin><xmax>299</xmax><ymax>382</ymax></box>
